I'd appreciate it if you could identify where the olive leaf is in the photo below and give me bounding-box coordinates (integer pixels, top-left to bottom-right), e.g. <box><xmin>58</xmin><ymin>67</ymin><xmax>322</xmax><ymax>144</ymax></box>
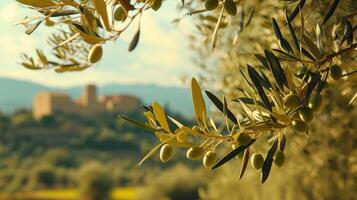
<box><xmin>239</xmin><ymin>67</ymin><xmax>254</xmax><ymax>88</ymax></box>
<box><xmin>272</xmin><ymin>18</ymin><xmax>283</xmax><ymax>42</ymax></box>
<box><xmin>138</xmin><ymin>140</ymin><xmax>171</xmax><ymax>166</ymax></box>
<box><xmin>41</xmin><ymin>10</ymin><xmax>79</xmax><ymax>17</ymax></box>
<box><xmin>345</xmin><ymin>21</ymin><xmax>353</xmax><ymax>45</ymax></box>
<box><xmin>247</xmin><ymin>65</ymin><xmax>272</xmax><ymax>112</ymax></box>
<box><xmin>168</xmin><ymin>116</ymin><xmax>184</xmax><ymax>129</ymax></box>
<box><xmin>128</xmin><ymin>28</ymin><xmax>140</xmax><ymax>52</ymax></box>
<box><xmin>16</xmin><ymin>0</ymin><xmax>56</xmax><ymax>8</ymax></box>
<box><xmin>254</xmin><ymin>54</ymin><xmax>269</xmax><ymax>70</ymax></box>
<box><xmin>303</xmin><ymin>73</ymin><xmax>321</xmax><ymax>104</ymax></box>
<box><xmin>239</xmin><ymin>148</ymin><xmax>250</xmax><ymax>180</ymax></box>
<box><xmin>152</xmin><ymin>102</ymin><xmax>171</xmax><ymax>133</ymax></box>
<box><xmin>25</xmin><ymin>20</ymin><xmax>43</xmax><ymax>35</ymax></box>
<box><xmin>119</xmin><ymin>115</ymin><xmax>157</xmax><ymax>132</ymax></box>
<box><xmin>264</xmin><ymin>50</ymin><xmax>288</xmax><ymax>91</ymax></box>
<box><xmin>205</xmin><ymin>90</ymin><xmax>238</xmax><ymax>125</ymax></box>
<box><xmin>288</xmin><ymin>0</ymin><xmax>306</xmax><ymax>22</ymax></box>
<box><xmin>280</xmin><ymin>134</ymin><xmax>286</xmax><ymax>152</ymax></box>
<box><xmin>92</xmin><ymin>0</ymin><xmax>111</xmax><ymax>31</ymax></box>
<box><xmin>285</xmin><ymin>10</ymin><xmax>300</xmax><ymax>52</ymax></box>
<box><xmin>320</xmin><ymin>0</ymin><xmax>340</xmax><ymax>26</ymax></box>
<box><xmin>192</xmin><ymin>78</ymin><xmax>207</xmax><ymax>125</ymax></box>
<box><xmin>257</xmin><ymin>71</ymin><xmax>273</xmax><ymax>90</ymax></box>
<box><xmin>272</xmin><ymin>18</ymin><xmax>293</xmax><ymax>53</ymax></box>
<box><xmin>303</xmin><ymin>34</ymin><xmax>322</xmax><ymax>59</ymax></box>
<box><xmin>301</xmin><ymin>48</ymin><xmax>316</xmax><ymax>60</ymax></box>
<box><xmin>232</xmin><ymin>97</ymin><xmax>267</xmax><ymax>109</ymax></box>
<box><xmin>212</xmin><ymin>139</ymin><xmax>256</xmax><ymax>170</ymax></box>
<box><xmin>261</xmin><ymin>139</ymin><xmax>278</xmax><ymax>184</ymax></box>
<box><xmin>245</xmin><ymin>7</ymin><xmax>255</xmax><ymax>26</ymax></box>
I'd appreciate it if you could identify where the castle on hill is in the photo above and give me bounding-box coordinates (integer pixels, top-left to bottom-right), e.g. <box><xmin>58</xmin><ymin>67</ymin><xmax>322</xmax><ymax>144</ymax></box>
<box><xmin>33</xmin><ymin>84</ymin><xmax>141</xmax><ymax>119</ymax></box>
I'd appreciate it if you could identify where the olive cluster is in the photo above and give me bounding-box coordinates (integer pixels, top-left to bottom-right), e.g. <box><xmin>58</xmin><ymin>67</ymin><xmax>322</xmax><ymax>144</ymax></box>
<box><xmin>284</xmin><ymin>93</ymin><xmax>321</xmax><ymax>133</ymax></box>
<box><xmin>234</xmin><ymin>134</ymin><xmax>286</xmax><ymax>170</ymax></box>
<box><xmin>160</xmin><ymin>131</ymin><xmax>286</xmax><ymax>170</ymax></box>
<box><xmin>284</xmin><ymin>65</ymin><xmax>343</xmax><ymax>133</ymax></box>
<box><xmin>160</xmin><ymin>143</ymin><xmax>217</xmax><ymax>169</ymax></box>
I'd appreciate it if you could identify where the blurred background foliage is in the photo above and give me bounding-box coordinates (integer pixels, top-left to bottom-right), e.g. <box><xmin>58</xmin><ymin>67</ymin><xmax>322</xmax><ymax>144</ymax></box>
<box><xmin>4</xmin><ymin>0</ymin><xmax>357</xmax><ymax>199</ymax></box>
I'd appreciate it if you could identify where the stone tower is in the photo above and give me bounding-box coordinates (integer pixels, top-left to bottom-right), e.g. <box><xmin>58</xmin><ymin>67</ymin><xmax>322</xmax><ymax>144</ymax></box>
<box><xmin>81</xmin><ymin>84</ymin><xmax>97</xmax><ymax>107</ymax></box>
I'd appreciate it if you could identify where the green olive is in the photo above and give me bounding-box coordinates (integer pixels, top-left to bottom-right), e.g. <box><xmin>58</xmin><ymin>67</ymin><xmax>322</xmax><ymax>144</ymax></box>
<box><xmin>203</xmin><ymin>151</ymin><xmax>217</xmax><ymax>169</ymax></box>
<box><xmin>150</xmin><ymin>0</ymin><xmax>162</xmax><ymax>11</ymax></box>
<box><xmin>88</xmin><ymin>44</ymin><xmax>103</xmax><ymax>63</ymax></box>
<box><xmin>308</xmin><ymin>94</ymin><xmax>323</xmax><ymax>112</ymax></box>
<box><xmin>298</xmin><ymin>107</ymin><xmax>313</xmax><ymax>123</ymax></box>
<box><xmin>329</xmin><ymin>65</ymin><xmax>342</xmax><ymax>81</ymax></box>
<box><xmin>224</xmin><ymin>0</ymin><xmax>237</xmax><ymax>16</ymax></box>
<box><xmin>291</xmin><ymin>120</ymin><xmax>309</xmax><ymax>132</ymax></box>
<box><xmin>283</xmin><ymin>94</ymin><xmax>300</xmax><ymax>109</ymax></box>
<box><xmin>186</xmin><ymin>146</ymin><xmax>204</xmax><ymax>160</ymax></box>
<box><xmin>205</xmin><ymin>0</ymin><xmax>219</xmax><ymax>10</ymax></box>
<box><xmin>237</xmin><ymin>133</ymin><xmax>251</xmax><ymax>145</ymax></box>
<box><xmin>251</xmin><ymin>153</ymin><xmax>264</xmax><ymax>170</ymax></box>
<box><xmin>274</xmin><ymin>151</ymin><xmax>285</xmax><ymax>167</ymax></box>
<box><xmin>160</xmin><ymin>144</ymin><xmax>173</xmax><ymax>163</ymax></box>
<box><xmin>114</xmin><ymin>6</ymin><xmax>127</xmax><ymax>22</ymax></box>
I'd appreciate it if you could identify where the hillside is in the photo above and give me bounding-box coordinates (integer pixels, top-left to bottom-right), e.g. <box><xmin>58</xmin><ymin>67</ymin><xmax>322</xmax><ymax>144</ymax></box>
<box><xmin>0</xmin><ymin>77</ymin><xmax>194</xmax><ymax>116</ymax></box>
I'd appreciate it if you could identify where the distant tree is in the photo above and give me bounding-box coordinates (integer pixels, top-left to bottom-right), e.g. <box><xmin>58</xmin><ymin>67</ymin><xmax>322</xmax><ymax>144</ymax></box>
<box><xmin>40</xmin><ymin>115</ymin><xmax>57</xmax><ymax>126</ymax></box>
<box><xmin>29</xmin><ymin>165</ymin><xmax>56</xmax><ymax>189</ymax></box>
<box><xmin>42</xmin><ymin>148</ymin><xmax>76</xmax><ymax>168</ymax></box>
<box><xmin>78</xmin><ymin>162</ymin><xmax>114</xmax><ymax>200</ymax></box>
<box><xmin>11</xmin><ymin>110</ymin><xmax>33</xmax><ymax>127</ymax></box>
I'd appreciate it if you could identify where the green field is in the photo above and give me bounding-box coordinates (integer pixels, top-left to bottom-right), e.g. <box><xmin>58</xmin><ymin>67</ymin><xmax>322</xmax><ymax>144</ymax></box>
<box><xmin>0</xmin><ymin>187</ymin><xmax>137</xmax><ymax>200</ymax></box>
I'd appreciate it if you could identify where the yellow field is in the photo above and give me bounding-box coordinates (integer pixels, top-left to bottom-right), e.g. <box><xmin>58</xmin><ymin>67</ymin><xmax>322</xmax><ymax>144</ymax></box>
<box><xmin>0</xmin><ymin>187</ymin><xmax>137</xmax><ymax>200</ymax></box>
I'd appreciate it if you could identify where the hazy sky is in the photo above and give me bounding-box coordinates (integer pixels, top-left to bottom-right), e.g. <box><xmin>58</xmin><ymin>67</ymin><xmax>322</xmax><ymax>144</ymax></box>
<box><xmin>0</xmin><ymin>1</ymin><xmax>195</xmax><ymax>88</ymax></box>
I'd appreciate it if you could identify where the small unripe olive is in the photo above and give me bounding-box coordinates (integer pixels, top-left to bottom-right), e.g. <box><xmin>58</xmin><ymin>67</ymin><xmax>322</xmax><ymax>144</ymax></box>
<box><xmin>237</xmin><ymin>133</ymin><xmax>251</xmax><ymax>145</ymax></box>
<box><xmin>205</xmin><ymin>0</ymin><xmax>219</xmax><ymax>10</ymax></box>
<box><xmin>283</xmin><ymin>94</ymin><xmax>300</xmax><ymax>109</ymax></box>
<box><xmin>203</xmin><ymin>151</ymin><xmax>217</xmax><ymax>169</ymax></box>
<box><xmin>329</xmin><ymin>65</ymin><xmax>342</xmax><ymax>80</ymax></box>
<box><xmin>88</xmin><ymin>44</ymin><xmax>103</xmax><ymax>63</ymax></box>
<box><xmin>160</xmin><ymin>144</ymin><xmax>173</xmax><ymax>163</ymax></box>
<box><xmin>292</xmin><ymin>120</ymin><xmax>309</xmax><ymax>132</ymax></box>
<box><xmin>251</xmin><ymin>153</ymin><xmax>264</xmax><ymax>170</ymax></box>
<box><xmin>224</xmin><ymin>0</ymin><xmax>237</xmax><ymax>16</ymax></box>
<box><xmin>150</xmin><ymin>0</ymin><xmax>162</xmax><ymax>11</ymax></box>
<box><xmin>186</xmin><ymin>146</ymin><xmax>204</xmax><ymax>160</ymax></box>
<box><xmin>274</xmin><ymin>151</ymin><xmax>285</xmax><ymax>167</ymax></box>
<box><xmin>308</xmin><ymin>94</ymin><xmax>323</xmax><ymax>112</ymax></box>
<box><xmin>114</xmin><ymin>6</ymin><xmax>127</xmax><ymax>22</ymax></box>
<box><xmin>298</xmin><ymin>107</ymin><xmax>313</xmax><ymax>123</ymax></box>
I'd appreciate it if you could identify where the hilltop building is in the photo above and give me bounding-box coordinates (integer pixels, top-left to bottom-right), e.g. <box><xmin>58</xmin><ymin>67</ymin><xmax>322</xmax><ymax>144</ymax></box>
<box><xmin>33</xmin><ymin>84</ymin><xmax>141</xmax><ymax>119</ymax></box>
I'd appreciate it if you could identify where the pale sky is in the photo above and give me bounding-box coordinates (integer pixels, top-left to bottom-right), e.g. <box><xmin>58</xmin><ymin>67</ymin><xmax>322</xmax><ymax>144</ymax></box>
<box><xmin>0</xmin><ymin>1</ymin><xmax>196</xmax><ymax>88</ymax></box>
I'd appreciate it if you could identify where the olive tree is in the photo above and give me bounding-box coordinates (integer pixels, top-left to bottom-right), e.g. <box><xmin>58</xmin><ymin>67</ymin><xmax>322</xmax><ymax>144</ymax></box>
<box><xmin>78</xmin><ymin>162</ymin><xmax>114</xmax><ymax>200</ymax></box>
<box><xmin>15</xmin><ymin>0</ymin><xmax>356</xmax><ymax>183</ymax></box>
